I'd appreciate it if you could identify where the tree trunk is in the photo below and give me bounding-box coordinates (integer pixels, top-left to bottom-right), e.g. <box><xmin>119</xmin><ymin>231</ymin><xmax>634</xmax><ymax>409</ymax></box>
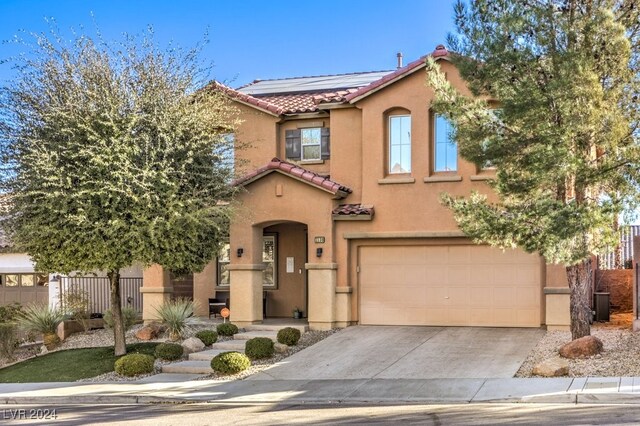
<box><xmin>108</xmin><ymin>270</ymin><xmax>127</xmax><ymax>356</ymax></box>
<box><xmin>566</xmin><ymin>258</ymin><xmax>593</xmax><ymax>340</ymax></box>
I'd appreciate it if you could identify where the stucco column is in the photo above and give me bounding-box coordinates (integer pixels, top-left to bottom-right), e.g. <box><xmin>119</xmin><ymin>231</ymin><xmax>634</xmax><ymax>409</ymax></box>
<box><xmin>228</xmin><ymin>264</ymin><xmax>265</xmax><ymax>326</ymax></box>
<box><xmin>193</xmin><ymin>260</ymin><xmax>216</xmax><ymax>317</ymax></box>
<box><xmin>543</xmin><ymin>263</ymin><xmax>570</xmax><ymax>331</ymax></box>
<box><xmin>228</xmin><ymin>224</ymin><xmax>265</xmax><ymax>327</ymax></box>
<box><xmin>306</xmin><ymin>262</ymin><xmax>337</xmax><ymax>330</ymax></box>
<box><xmin>140</xmin><ymin>264</ymin><xmax>173</xmax><ymax>323</ymax></box>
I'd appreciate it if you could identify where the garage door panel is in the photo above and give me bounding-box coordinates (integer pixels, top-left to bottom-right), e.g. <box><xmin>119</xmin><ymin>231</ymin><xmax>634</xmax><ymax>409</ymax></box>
<box><xmin>469</xmin><ymin>287</ymin><xmax>493</xmax><ymax>307</ymax></box>
<box><xmin>492</xmin><ymin>265</ymin><xmax>517</xmax><ymax>286</ymax></box>
<box><xmin>449</xmin><ymin>246</ymin><xmax>471</xmax><ymax>263</ymax></box>
<box><xmin>516</xmin><ymin>264</ymin><xmax>540</xmax><ymax>285</ymax></box>
<box><xmin>493</xmin><ymin>288</ymin><xmax>516</xmax><ymax>306</ymax></box>
<box><xmin>424</xmin><ymin>247</ymin><xmax>448</xmax><ymax>264</ymax></box>
<box><xmin>448</xmin><ymin>266</ymin><xmax>472</xmax><ymax>286</ymax></box>
<box><xmin>359</xmin><ymin>245</ymin><xmax>541</xmax><ymax>327</ymax></box>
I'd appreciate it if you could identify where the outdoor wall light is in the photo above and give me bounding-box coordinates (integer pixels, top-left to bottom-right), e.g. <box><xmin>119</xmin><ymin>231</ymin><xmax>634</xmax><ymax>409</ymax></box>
<box><xmin>316</xmin><ymin>248</ymin><xmax>323</xmax><ymax>258</ymax></box>
<box><xmin>237</xmin><ymin>248</ymin><xmax>244</xmax><ymax>257</ymax></box>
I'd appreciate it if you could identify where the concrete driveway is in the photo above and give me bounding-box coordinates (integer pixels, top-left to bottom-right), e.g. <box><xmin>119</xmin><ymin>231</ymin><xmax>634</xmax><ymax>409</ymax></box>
<box><xmin>249</xmin><ymin>326</ymin><xmax>544</xmax><ymax>381</ymax></box>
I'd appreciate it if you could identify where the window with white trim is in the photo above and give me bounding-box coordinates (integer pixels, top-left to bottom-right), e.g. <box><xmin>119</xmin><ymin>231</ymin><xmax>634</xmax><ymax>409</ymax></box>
<box><xmin>301</xmin><ymin>128</ymin><xmax>322</xmax><ymax>161</ymax></box>
<box><xmin>434</xmin><ymin>114</ymin><xmax>457</xmax><ymax>172</ymax></box>
<box><xmin>389</xmin><ymin>115</ymin><xmax>411</xmax><ymax>174</ymax></box>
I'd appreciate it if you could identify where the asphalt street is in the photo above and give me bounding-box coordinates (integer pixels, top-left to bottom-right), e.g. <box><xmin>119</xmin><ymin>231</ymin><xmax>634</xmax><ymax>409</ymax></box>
<box><xmin>2</xmin><ymin>403</ymin><xmax>640</xmax><ymax>425</ymax></box>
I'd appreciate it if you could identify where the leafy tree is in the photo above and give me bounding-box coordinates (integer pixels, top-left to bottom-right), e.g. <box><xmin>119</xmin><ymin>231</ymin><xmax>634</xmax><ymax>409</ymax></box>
<box><xmin>0</xmin><ymin>28</ymin><xmax>239</xmax><ymax>355</ymax></box>
<box><xmin>426</xmin><ymin>0</ymin><xmax>640</xmax><ymax>339</ymax></box>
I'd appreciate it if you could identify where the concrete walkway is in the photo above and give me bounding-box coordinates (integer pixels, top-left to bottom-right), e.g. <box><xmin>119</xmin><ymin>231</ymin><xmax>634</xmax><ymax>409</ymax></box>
<box><xmin>0</xmin><ymin>376</ymin><xmax>639</xmax><ymax>405</ymax></box>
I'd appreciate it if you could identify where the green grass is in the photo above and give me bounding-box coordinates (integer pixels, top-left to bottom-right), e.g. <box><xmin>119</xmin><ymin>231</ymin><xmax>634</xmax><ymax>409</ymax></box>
<box><xmin>0</xmin><ymin>343</ymin><xmax>160</xmax><ymax>383</ymax></box>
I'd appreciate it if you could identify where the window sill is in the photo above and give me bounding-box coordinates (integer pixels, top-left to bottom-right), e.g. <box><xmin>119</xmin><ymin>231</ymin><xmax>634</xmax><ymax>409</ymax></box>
<box><xmin>300</xmin><ymin>159</ymin><xmax>325</xmax><ymax>165</ymax></box>
<box><xmin>378</xmin><ymin>177</ymin><xmax>416</xmax><ymax>185</ymax></box>
<box><xmin>423</xmin><ymin>175</ymin><xmax>462</xmax><ymax>183</ymax></box>
<box><xmin>470</xmin><ymin>174</ymin><xmax>495</xmax><ymax>181</ymax></box>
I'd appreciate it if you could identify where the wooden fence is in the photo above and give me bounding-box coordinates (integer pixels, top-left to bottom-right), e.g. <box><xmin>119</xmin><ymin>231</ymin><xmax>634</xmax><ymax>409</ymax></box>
<box><xmin>59</xmin><ymin>276</ymin><xmax>143</xmax><ymax>314</ymax></box>
<box><xmin>598</xmin><ymin>225</ymin><xmax>640</xmax><ymax>270</ymax></box>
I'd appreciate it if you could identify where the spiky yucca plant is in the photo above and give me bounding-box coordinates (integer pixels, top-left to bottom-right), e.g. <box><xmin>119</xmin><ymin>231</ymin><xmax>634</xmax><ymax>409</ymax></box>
<box><xmin>154</xmin><ymin>298</ymin><xmax>197</xmax><ymax>340</ymax></box>
<box><xmin>17</xmin><ymin>304</ymin><xmax>65</xmax><ymax>349</ymax></box>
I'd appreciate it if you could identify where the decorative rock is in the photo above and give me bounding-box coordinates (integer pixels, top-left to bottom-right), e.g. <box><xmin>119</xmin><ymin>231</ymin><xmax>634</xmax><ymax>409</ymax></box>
<box><xmin>274</xmin><ymin>342</ymin><xmax>288</xmax><ymax>354</ymax></box>
<box><xmin>39</xmin><ymin>345</ymin><xmax>48</xmax><ymax>356</ymax></box>
<box><xmin>181</xmin><ymin>337</ymin><xmax>205</xmax><ymax>355</ymax></box>
<box><xmin>559</xmin><ymin>335</ymin><xmax>604</xmax><ymax>359</ymax></box>
<box><xmin>532</xmin><ymin>357</ymin><xmax>569</xmax><ymax>377</ymax></box>
<box><xmin>135</xmin><ymin>323</ymin><xmax>163</xmax><ymax>341</ymax></box>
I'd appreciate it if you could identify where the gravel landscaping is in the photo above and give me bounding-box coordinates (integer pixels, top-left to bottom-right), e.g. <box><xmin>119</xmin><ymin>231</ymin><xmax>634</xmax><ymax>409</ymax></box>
<box><xmin>0</xmin><ymin>321</ymin><xmax>339</xmax><ymax>383</ymax></box>
<box><xmin>516</xmin><ymin>313</ymin><xmax>640</xmax><ymax>378</ymax></box>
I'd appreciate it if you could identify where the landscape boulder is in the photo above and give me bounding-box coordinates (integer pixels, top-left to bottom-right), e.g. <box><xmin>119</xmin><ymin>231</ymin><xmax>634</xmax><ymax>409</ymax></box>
<box><xmin>181</xmin><ymin>337</ymin><xmax>205</xmax><ymax>354</ymax></box>
<box><xmin>532</xmin><ymin>357</ymin><xmax>570</xmax><ymax>377</ymax></box>
<box><xmin>135</xmin><ymin>323</ymin><xmax>163</xmax><ymax>341</ymax></box>
<box><xmin>559</xmin><ymin>335</ymin><xmax>603</xmax><ymax>359</ymax></box>
<box><xmin>274</xmin><ymin>342</ymin><xmax>288</xmax><ymax>354</ymax></box>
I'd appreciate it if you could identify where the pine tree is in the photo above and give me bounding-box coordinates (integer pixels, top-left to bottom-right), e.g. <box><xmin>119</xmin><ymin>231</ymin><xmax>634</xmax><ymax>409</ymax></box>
<box><xmin>427</xmin><ymin>0</ymin><xmax>640</xmax><ymax>339</ymax></box>
<box><xmin>0</xmin><ymin>28</ymin><xmax>239</xmax><ymax>355</ymax></box>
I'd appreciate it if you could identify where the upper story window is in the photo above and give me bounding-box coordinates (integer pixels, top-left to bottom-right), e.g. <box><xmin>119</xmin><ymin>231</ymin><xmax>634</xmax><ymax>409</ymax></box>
<box><xmin>285</xmin><ymin>128</ymin><xmax>330</xmax><ymax>162</ymax></box>
<box><xmin>389</xmin><ymin>115</ymin><xmax>411</xmax><ymax>174</ymax></box>
<box><xmin>301</xmin><ymin>128</ymin><xmax>321</xmax><ymax>161</ymax></box>
<box><xmin>434</xmin><ymin>114</ymin><xmax>457</xmax><ymax>172</ymax></box>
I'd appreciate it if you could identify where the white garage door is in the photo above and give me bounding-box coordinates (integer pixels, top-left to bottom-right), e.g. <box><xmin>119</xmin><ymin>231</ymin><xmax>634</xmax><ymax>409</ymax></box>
<box><xmin>359</xmin><ymin>245</ymin><xmax>541</xmax><ymax>327</ymax></box>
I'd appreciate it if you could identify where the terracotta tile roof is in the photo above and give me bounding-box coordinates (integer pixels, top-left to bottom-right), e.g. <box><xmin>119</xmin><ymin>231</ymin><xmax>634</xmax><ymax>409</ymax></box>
<box><xmin>213</xmin><ymin>45</ymin><xmax>449</xmax><ymax>114</ymax></box>
<box><xmin>210</xmin><ymin>81</ymin><xmax>284</xmax><ymax>116</ymax></box>
<box><xmin>345</xmin><ymin>45</ymin><xmax>449</xmax><ymax>103</ymax></box>
<box><xmin>233</xmin><ymin>158</ymin><xmax>352</xmax><ymax>198</ymax></box>
<box><xmin>332</xmin><ymin>204</ymin><xmax>374</xmax><ymax>217</ymax></box>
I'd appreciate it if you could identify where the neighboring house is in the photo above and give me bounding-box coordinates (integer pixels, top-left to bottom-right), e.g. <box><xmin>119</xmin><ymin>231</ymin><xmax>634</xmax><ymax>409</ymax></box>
<box><xmin>141</xmin><ymin>45</ymin><xmax>571</xmax><ymax>331</ymax></box>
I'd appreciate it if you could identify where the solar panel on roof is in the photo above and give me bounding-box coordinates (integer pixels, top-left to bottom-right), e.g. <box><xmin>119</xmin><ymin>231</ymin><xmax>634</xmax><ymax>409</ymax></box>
<box><xmin>237</xmin><ymin>71</ymin><xmax>392</xmax><ymax>96</ymax></box>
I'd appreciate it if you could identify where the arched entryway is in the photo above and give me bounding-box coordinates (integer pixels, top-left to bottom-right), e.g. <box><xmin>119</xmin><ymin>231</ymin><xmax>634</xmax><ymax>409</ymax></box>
<box><xmin>261</xmin><ymin>221</ymin><xmax>308</xmax><ymax>318</ymax></box>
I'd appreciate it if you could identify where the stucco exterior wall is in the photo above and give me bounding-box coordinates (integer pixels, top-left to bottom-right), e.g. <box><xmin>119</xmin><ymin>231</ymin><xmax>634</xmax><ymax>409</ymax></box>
<box><xmin>595</xmin><ymin>269</ymin><xmax>633</xmax><ymax>312</ymax></box>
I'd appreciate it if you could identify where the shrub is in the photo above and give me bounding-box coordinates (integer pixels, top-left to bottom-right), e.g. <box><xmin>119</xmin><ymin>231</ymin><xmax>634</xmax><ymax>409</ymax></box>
<box><xmin>114</xmin><ymin>353</ymin><xmax>155</xmax><ymax>377</ymax></box>
<box><xmin>154</xmin><ymin>298</ymin><xmax>196</xmax><ymax>340</ymax></box>
<box><xmin>195</xmin><ymin>330</ymin><xmax>218</xmax><ymax>346</ymax></box>
<box><xmin>60</xmin><ymin>284</ymin><xmax>90</xmax><ymax>331</ymax></box>
<box><xmin>277</xmin><ymin>327</ymin><xmax>302</xmax><ymax>346</ymax></box>
<box><xmin>216</xmin><ymin>323</ymin><xmax>239</xmax><ymax>336</ymax></box>
<box><xmin>154</xmin><ymin>343</ymin><xmax>184</xmax><ymax>361</ymax></box>
<box><xmin>103</xmin><ymin>307</ymin><xmax>139</xmax><ymax>331</ymax></box>
<box><xmin>0</xmin><ymin>323</ymin><xmax>18</xmax><ymax>359</ymax></box>
<box><xmin>211</xmin><ymin>351</ymin><xmax>250</xmax><ymax>374</ymax></box>
<box><xmin>0</xmin><ymin>302</ymin><xmax>23</xmax><ymax>323</ymax></box>
<box><xmin>16</xmin><ymin>303</ymin><xmax>65</xmax><ymax>335</ymax></box>
<box><xmin>245</xmin><ymin>337</ymin><xmax>274</xmax><ymax>360</ymax></box>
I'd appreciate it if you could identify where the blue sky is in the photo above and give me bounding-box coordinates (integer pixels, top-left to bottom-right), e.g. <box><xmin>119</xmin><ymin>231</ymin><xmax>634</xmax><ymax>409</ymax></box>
<box><xmin>0</xmin><ymin>0</ymin><xmax>456</xmax><ymax>87</ymax></box>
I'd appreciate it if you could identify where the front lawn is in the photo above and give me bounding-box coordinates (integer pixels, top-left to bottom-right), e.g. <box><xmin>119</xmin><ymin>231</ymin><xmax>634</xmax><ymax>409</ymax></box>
<box><xmin>0</xmin><ymin>343</ymin><xmax>159</xmax><ymax>383</ymax></box>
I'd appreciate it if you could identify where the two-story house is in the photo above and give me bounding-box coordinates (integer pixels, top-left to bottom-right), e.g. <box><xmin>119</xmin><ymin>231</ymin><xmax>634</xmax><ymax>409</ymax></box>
<box><xmin>141</xmin><ymin>45</ymin><xmax>572</xmax><ymax>331</ymax></box>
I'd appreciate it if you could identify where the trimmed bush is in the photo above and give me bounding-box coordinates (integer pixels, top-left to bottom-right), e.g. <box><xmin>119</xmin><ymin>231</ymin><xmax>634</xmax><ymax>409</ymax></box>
<box><xmin>195</xmin><ymin>330</ymin><xmax>218</xmax><ymax>346</ymax></box>
<box><xmin>0</xmin><ymin>303</ymin><xmax>23</xmax><ymax>323</ymax></box>
<box><xmin>216</xmin><ymin>323</ymin><xmax>239</xmax><ymax>337</ymax></box>
<box><xmin>103</xmin><ymin>307</ymin><xmax>139</xmax><ymax>331</ymax></box>
<box><xmin>154</xmin><ymin>343</ymin><xmax>184</xmax><ymax>361</ymax></box>
<box><xmin>211</xmin><ymin>351</ymin><xmax>250</xmax><ymax>374</ymax></box>
<box><xmin>114</xmin><ymin>353</ymin><xmax>155</xmax><ymax>377</ymax></box>
<box><xmin>277</xmin><ymin>327</ymin><xmax>301</xmax><ymax>346</ymax></box>
<box><xmin>245</xmin><ymin>337</ymin><xmax>274</xmax><ymax>360</ymax></box>
<box><xmin>0</xmin><ymin>323</ymin><xmax>18</xmax><ymax>359</ymax></box>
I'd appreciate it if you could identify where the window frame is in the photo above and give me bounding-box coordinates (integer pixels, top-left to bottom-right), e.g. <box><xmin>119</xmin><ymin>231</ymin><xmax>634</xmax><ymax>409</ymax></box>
<box><xmin>216</xmin><ymin>235</ymin><xmax>278</xmax><ymax>288</ymax></box>
<box><xmin>388</xmin><ymin>114</ymin><xmax>412</xmax><ymax>174</ymax></box>
<box><xmin>433</xmin><ymin>113</ymin><xmax>458</xmax><ymax>173</ymax></box>
<box><xmin>0</xmin><ymin>273</ymin><xmax>48</xmax><ymax>287</ymax></box>
<box><xmin>300</xmin><ymin>128</ymin><xmax>322</xmax><ymax>161</ymax></box>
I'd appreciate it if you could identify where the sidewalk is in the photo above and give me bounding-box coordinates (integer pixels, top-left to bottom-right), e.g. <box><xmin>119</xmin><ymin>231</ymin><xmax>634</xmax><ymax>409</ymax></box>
<box><xmin>0</xmin><ymin>376</ymin><xmax>639</xmax><ymax>405</ymax></box>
